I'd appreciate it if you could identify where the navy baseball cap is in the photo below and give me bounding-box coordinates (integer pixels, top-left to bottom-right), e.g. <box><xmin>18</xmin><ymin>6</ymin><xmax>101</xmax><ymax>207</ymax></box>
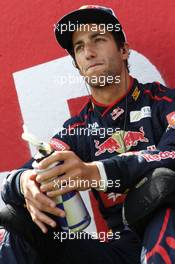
<box><xmin>54</xmin><ymin>5</ymin><xmax>126</xmax><ymax>52</ymax></box>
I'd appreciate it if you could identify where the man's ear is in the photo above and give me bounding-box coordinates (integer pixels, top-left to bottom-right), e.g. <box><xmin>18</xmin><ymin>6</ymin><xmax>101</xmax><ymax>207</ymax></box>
<box><xmin>121</xmin><ymin>43</ymin><xmax>130</xmax><ymax>60</ymax></box>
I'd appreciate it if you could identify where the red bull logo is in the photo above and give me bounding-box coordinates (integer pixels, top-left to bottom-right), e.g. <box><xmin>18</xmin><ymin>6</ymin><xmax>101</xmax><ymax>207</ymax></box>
<box><xmin>94</xmin><ymin>138</ymin><xmax>121</xmax><ymax>156</ymax></box>
<box><xmin>123</xmin><ymin>126</ymin><xmax>148</xmax><ymax>148</ymax></box>
<box><xmin>94</xmin><ymin>127</ymin><xmax>149</xmax><ymax>156</ymax></box>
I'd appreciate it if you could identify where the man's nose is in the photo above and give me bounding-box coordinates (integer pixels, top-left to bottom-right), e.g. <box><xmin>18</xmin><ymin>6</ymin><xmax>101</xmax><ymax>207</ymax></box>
<box><xmin>84</xmin><ymin>43</ymin><xmax>96</xmax><ymax>59</ymax></box>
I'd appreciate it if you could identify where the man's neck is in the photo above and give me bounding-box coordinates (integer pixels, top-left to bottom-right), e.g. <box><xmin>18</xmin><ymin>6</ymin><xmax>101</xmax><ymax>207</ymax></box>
<box><xmin>90</xmin><ymin>72</ymin><xmax>131</xmax><ymax>105</ymax></box>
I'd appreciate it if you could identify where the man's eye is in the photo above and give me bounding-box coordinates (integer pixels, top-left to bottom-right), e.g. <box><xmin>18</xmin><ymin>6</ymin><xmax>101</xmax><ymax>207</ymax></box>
<box><xmin>95</xmin><ymin>37</ymin><xmax>106</xmax><ymax>42</ymax></box>
<box><xmin>75</xmin><ymin>45</ymin><xmax>83</xmax><ymax>52</ymax></box>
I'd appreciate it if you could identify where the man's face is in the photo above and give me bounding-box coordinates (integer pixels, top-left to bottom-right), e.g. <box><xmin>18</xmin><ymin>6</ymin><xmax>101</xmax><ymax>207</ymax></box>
<box><xmin>72</xmin><ymin>24</ymin><xmax>128</xmax><ymax>88</ymax></box>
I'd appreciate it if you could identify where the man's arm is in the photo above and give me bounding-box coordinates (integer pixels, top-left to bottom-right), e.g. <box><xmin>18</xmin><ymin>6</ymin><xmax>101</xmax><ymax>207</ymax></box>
<box><xmin>1</xmin><ymin>159</ymin><xmax>34</xmax><ymax>206</ymax></box>
<box><xmin>101</xmin><ymin>86</ymin><xmax>175</xmax><ymax>193</ymax></box>
<box><xmin>101</xmin><ymin>142</ymin><xmax>175</xmax><ymax>193</ymax></box>
<box><xmin>0</xmin><ymin>125</ymin><xmax>82</xmax><ymax>233</ymax></box>
<box><xmin>40</xmin><ymin>85</ymin><xmax>175</xmax><ymax>196</ymax></box>
<box><xmin>1</xmin><ymin>124</ymin><xmax>74</xmax><ymax>207</ymax></box>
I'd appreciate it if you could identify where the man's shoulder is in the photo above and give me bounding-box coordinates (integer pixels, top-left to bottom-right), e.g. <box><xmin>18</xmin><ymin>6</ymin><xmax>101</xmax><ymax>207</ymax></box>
<box><xmin>138</xmin><ymin>80</ymin><xmax>175</xmax><ymax>102</ymax></box>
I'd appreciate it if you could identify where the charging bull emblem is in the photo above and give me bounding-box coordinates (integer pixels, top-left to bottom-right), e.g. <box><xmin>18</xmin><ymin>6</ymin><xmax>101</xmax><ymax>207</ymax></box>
<box><xmin>95</xmin><ymin>127</ymin><xmax>149</xmax><ymax>156</ymax></box>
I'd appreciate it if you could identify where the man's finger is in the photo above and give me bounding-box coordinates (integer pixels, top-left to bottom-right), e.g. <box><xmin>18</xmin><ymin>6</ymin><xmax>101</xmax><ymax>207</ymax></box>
<box><xmin>39</xmin><ymin>168</ymin><xmax>82</xmax><ymax>193</ymax></box>
<box><xmin>40</xmin><ymin>175</ymin><xmax>70</xmax><ymax>192</ymax></box>
<box><xmin>26</xmin><ymin>182</ymin><xmax>56</xmax><ymax>208</ymax></box>
<box><xmin>46</xmin><ymin>184</ymin><xmax>75</xmax><ymax>197</ymax></box>
<box><xmin>29</xmin><ymin>205</ymin><xmax>57</xmax><ymax>230</ymax></box>
<box><xmin>35</xmin><ymin>163</ymin><xmax>66</xmax><ymax>183</ymax></box>
<box><xmin>38</xmin><ymin>151</ymin><xmax>72</xmax><ymax>169</ymax></box>
<box><xmin>29</xmin><ymin>173</ymin><xmax>37</xmax><ymax>181</ymax></box>
<box><xmin>25</xmin><ymin>193</ymin><xmax>65</xmax><ymax>217</ymax></box>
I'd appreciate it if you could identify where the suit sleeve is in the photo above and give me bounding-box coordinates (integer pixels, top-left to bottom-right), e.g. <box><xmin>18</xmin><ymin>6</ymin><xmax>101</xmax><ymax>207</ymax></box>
<box><xmin>102</xmin><ymin>88</ymin><xmax>175</xmax><ymax>193</ymax></box>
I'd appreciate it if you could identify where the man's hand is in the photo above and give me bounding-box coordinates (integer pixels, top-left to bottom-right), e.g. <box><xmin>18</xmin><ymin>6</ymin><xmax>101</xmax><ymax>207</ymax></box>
<box><xmin>20</xmin><ymin>169</ymin><xmax>65</xmax><ymax>233</ymax></box>
<box><xmin>36</xmin><ymin>151</ymin><xmax>101</xmax><ymax>198</ymax></box>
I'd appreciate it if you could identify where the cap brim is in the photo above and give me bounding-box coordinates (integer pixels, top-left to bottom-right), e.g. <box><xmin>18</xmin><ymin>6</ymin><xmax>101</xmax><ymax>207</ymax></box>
<box><xmin>55</xmin><ymin>8</ymin><xmax>125</xmax><ymax>50</ymax></box>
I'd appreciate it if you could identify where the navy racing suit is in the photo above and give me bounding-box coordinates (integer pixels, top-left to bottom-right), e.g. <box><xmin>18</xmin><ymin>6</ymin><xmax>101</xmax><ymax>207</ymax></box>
<box><xmin>1</xmin><ymin>76</ymin><xmax>175</xmax><ymax>264</ymax></box>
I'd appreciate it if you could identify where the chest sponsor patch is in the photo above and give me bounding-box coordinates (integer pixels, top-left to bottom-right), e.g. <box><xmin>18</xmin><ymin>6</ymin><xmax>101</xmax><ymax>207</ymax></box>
<box><xmin>94</xmin><ymin>127</ymin><xmax>149</xmax><ymax>155</ymax></box>
<box><xmin>49</xmin><ymin>138</ymin><xmax>70</xmax><ymax>151</ymax></box>
<box><xmin>130</xmin><ymin>106</ymin><xmax>151</xmax><ymax>123</ymax></box>
<box><xmin>88</xmin><ymin>122</ymin><xmax>99</xmax><ymax>129</ymax></box>
<box><xmin>132</xmin><ymin>86</ymin><xmax>140</xmax><ymax>101</ymax></box>
<box><xmin>111</xmin><ymin>107</ymin><xmax>124</xmax><ymax>120</ymax></box>
<box><xmin>147</xmin><ymin>145</ymin><xmax>156</xmax><ymax>151</ymax></box>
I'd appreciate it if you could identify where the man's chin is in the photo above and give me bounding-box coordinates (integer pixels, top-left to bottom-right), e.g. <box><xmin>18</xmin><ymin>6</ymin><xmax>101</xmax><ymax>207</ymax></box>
<box><xmin>84</xmin><ymin>75</ymin><xmax>111</xmax><ymax>88</ymax></box>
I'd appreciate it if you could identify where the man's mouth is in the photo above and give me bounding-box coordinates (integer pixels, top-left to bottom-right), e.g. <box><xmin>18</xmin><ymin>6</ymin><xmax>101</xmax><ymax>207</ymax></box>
<box><xmin>86</xmin><ymin>63</ymin><xmax>104</xmax><ymax>71</ymax></box>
